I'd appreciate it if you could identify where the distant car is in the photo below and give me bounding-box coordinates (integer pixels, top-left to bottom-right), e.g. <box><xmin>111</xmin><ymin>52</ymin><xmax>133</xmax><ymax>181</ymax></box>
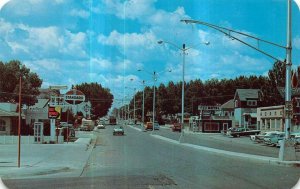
<box><xmin>113</xmin><ymin>126</ymin><xmax>124</xmax><ymax>136</ymax></box>
<box><xmin>172</xmin><ymin>123</ymin><xmax>181</xmax><ymax>132</ymax></box>
<box><xmin>154</xmin><ymin>121</ymin><xmax>160</xmax><ymax>130</ymax></box>
<box><xmin>97</xmin><ymin>124</ymin><xmax>106</xmax><ymax>129</ymax></box>
<box><xmin>145</xmin><ymin>122</ymin><xmax>153</xmax><ymax>130</ymax></box>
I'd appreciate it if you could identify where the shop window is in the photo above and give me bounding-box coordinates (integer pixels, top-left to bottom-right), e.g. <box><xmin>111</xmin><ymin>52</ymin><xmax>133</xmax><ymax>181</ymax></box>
<box><xmin>0</xmin><ymin>119</ymin><xmax>6</xmax><ymax>131</ymax></box>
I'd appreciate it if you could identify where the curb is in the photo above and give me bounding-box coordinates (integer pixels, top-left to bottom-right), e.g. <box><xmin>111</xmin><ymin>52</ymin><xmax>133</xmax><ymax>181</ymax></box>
<box><xmin>151</xmin><ymin>134</ymin><xmax>300</xmax><ymax>167</ymax></box>
<box><xmin>79</xmin><ymin>134</ymin><xmax>97</xmax><ymax>177</ymax></box>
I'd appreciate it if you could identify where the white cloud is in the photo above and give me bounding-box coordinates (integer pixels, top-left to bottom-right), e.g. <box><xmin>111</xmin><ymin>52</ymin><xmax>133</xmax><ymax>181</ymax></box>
<box><xmin>0</xmin><ymin>18</ymin><xmax>88</xmax><ymax>59</ymax></box>
<box><xmin>91</xmin><ymin>57</ymin><xmax>112</xmax><ymax>69</ymax></box>
<box><xmin>98</xmin><ymin>30</ymin><xmax>157</xmax><ymax>49</ymax></box>
<box><xmin>294</xmin><ymin>36</ymin><xmax>300</xmax><ymax>49</ymax></box>
<box><xmin>23</xmin><ymin>59</ymin><xmax>61</xmax><ymax>73</ymax></box>
<box><xmin>60</xmin><ymin>31</ymin><xmax>87</xmax><ymax>58</ymax></box>
<box><xmin>100</xmin><ymin>0</ymin><xmax>156</xmax><ymax>20</ymax></box>
<box><xmin>70</xmin><ymin>9</ymin><xmax>90</xmax><ymax>19</ymax></box>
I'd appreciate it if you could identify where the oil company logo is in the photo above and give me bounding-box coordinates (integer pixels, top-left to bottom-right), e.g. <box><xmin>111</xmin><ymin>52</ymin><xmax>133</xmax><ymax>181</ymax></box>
<box><xmin>64</xmin><ymin>89</ymin><xmax>85</xmax><ymax>105</ymax></box>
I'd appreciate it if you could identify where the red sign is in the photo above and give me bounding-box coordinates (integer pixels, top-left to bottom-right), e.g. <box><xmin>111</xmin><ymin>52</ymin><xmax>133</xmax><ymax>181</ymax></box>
<box><xmin>64</xmin><ymin>89</ymin><xmax>85</xmax><ymax>105</ymax></box>
<box><xmin>48</xmin><ymin>107</ymin><xmax>60</xmax><ymax>119</ymax></box>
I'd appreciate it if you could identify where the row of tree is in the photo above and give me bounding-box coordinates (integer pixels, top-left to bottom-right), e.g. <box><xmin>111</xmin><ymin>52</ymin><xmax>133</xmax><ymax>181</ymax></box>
<box><xmin>118</xmin><ymin>60</ymin><xmax>295</xmax><ymax>121</ymax></box>
<box><xmin>0</xmin><ymin>60</ymin><xmax>114</xmax><ymax>119</ymax></box>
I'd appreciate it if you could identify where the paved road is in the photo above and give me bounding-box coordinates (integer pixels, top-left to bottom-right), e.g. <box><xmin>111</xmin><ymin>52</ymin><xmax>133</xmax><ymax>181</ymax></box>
<box><xmin>81</xmin><ymin>125</ymin><xmax>299</xmax><ymax>189</ymax></box>
<box><xmin>145</xmin><ymin>125</ymin><xmax>280</xmax><ymax>157</ymax></box>
<box><xmin>4</xmin><ymin>125</ymin><xmax>300</xmax><ymax>189</ymax></box>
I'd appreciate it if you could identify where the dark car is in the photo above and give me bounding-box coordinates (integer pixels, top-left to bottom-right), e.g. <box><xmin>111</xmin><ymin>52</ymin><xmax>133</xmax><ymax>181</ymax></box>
<box><xmin>172</xmin><ymin>123</ymin><xmax>182</xmax><ymax>132</ymax></box>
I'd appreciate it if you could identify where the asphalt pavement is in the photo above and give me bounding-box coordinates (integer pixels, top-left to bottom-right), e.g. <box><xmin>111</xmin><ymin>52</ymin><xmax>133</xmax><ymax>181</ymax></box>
<box><xmin>82</xmin><ymin>125</ymin><xmax>300</xmax><ymax>189</ymax></box>
<box><xmin>2</xmin><ymin>125</ymin><xmax>300</xmax><ymax>189</ymax></box>
<box><xmin>128</xmin><ymin>123</ymin><xmax>300</xmax><ymax>166</ymax></box>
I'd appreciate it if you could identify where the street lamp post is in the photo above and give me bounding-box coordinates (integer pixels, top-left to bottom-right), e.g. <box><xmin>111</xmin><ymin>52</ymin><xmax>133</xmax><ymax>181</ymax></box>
<box><xmin>142</xmin><ymin>80</ymin><xmax>145</xmax><ymax>129</ymax></box>
<box><xmin>126</xmin><ymin>85</ymin><xmax>136</xmax><ymax>124</ymax></box>
<box><xmin>180</xmin><ymin>0</ymin><xmax>295</xmax><ymax>160</ymax></box>
<box><xmin>152</xmin><ymin>72</ymin><xmax>157</xmax><ymax>132</ymax></box>
<box><xmin>138</xmin><ymin>69</ymin><xmax>171</xmax><ymax>132</ymax></box>
<box><xmin>158</xmin><ymin>40</ymin><xmax>209</xmax><ymax>141</ymax></box>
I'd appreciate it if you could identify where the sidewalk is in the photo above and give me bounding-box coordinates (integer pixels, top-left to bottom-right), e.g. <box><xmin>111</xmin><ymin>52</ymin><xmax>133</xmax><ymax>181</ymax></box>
<box><xmin>0</xmin><ymin>132</ymin><xmax>96</xmax><ymax>179</ymax></box>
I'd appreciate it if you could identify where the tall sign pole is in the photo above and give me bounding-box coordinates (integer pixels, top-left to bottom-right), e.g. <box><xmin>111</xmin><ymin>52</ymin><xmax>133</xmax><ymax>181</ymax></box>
<box><xmin>279</xmin><ymin>0</ymin><xmax>296</xmax><ymax>161</ymax></box>
<box><xmin>18</xmin><ymin>76</ymin><xmax>21</xmax><ymax>168</ymax></box>
<box><xmin>286</xmin><ymin>0</ymin><xmax>292</xmax><ymax>139</ymax></box>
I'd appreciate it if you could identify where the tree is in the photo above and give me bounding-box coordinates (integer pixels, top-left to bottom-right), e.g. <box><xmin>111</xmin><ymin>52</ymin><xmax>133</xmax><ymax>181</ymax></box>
<box><xmin>74</xmin><ymin>82</ymin><xmax>113</xmax><ymax>118</ymax></box>
<box><xmin>0</xmin><ymin>60</ymin><xmax>42</xmax><ymax>106</ymax></box>
<box><xmin>264</xmin><ymin>60</ymin><xmax>285</xmax><ymax>106</ymax></box>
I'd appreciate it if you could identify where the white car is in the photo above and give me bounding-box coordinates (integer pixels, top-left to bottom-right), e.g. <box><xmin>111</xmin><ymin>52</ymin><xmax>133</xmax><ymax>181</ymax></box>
<box><xmin>113</xmin><ymin>126</ymin><xmax>125</xmax><ymax>136</ymax></box>
<box><xmin>97</xmin><ymin>124</ymin><xmax>106</xmax><ymax>129</ymax></box>
<box><xmin>250</xmin><ymin>131</ymin><xmax>281</xmax><ymax>143</ymax></box>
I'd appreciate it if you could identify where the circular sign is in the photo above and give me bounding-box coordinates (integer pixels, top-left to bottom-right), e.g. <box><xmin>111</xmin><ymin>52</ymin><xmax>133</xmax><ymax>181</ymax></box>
<box><xmin>64</xmin><ymin>89</ymin><xmax>85</xmax><ymax>105</ymax></box>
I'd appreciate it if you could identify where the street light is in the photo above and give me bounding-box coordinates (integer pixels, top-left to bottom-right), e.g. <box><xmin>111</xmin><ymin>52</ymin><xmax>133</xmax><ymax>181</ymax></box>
<box><xmin>125</xmin><ymin>85</ymin><xmax>136</xmax><ymax>124</ymax></box>
<box><xmin>138</xmin><ymin>68</ymin><xmax>172</xmax><ymax>132</ymax></box>
<box><xmin>180</xmin><ymin>0</ymin><xmax>294</xmax><ymax>161</ymax></box>
<box><xmin>158</xmin><ymin>40</ymin><xmax>209</xmax><ymax>141</ymax></box>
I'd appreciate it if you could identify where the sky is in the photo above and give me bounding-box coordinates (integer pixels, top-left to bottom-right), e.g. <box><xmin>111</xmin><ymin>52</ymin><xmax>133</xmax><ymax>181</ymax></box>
<box><xmin>0</xmin><ymin>0</ymin><xmax>300</xmax><ymax>110</ymax></box>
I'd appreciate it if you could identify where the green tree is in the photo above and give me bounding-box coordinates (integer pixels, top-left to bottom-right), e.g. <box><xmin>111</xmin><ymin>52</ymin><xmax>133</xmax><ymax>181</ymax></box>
<box><xmin>264</xmin><ymin>60</ymin><xmax>285</xmax><ymax>106</ymax></box>
<box><xmin>74</xmin><ymin>82</ymin><xmax>113</xmax><ymax>118</ymax></box>
<box><xmin>0</xmin><ymin>60</ymin><xmax>42</xmax><ymax>106</ymax></box>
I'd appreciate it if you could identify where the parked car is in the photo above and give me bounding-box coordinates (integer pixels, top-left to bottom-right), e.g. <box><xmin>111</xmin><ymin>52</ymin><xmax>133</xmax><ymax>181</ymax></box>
<box><xmin>145</xmin><ymin>122</ymin><xmax>153</xmax><ymax>130</ymax></box>
<box><xmin>269</xmin><ymin>133</ymin><xmax>285</xmax><ymax>147</ymax></box>
<box><xmin>227</xmin><ymin>127</ymin><xmax>260</xmax><ymax>137</ymax></box>
<box><xmin>263</xmin><ymin>132</ymin><xmax>285</xmax><ymax>145</ymax></box>
<box><xmin>291</xmin><ymin>132</ymin><xmax>300</xmax><ymax>144</ymax></box>
<box><xmin>172</xmin><ymin>123</ymin><xmax>182</xmax><ymax>132</ymax></box>
<box><xmin>250</xmin><ymin>131</ymin><xmax>281</xmax><ymax>143</ymax></box>
<box><xmin>113</xmin><ymin>126</ymin><xmax>125</xmax><ymax>136</ymax></box>
<box><xmin>154</xmin><ymin>121</ymin><xmax>160</xmax><ymax>130</ymax></box>
<box><xmin>97</xmin><ymin>124</ymin><xmax>106</xmax><ymax>129</ymax></box>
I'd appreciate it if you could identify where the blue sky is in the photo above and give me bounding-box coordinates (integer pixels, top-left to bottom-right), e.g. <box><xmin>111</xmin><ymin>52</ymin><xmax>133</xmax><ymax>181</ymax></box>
<box><xmin>0</xmin><ymin>0</ymin><xmax>300</xmax><ymax>109</ymax></box>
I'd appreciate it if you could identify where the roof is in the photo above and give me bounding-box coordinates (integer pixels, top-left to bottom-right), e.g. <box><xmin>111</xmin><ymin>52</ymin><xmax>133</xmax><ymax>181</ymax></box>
<box><xmin>221</xmin><ymin>99</ymin><xmax>234</xmax><ymax>109</ymax></box>
<box><xmin>234</xmin><ymin>89</ymin><xmax>261</xmax><ymax>101</ymax></box>
<box><xmin>0</xmin><ymin>108</ymin><xmax>21</xmax><ymax>117</ymax></box>
<box><xmin>30</xmin><ymin>99</ymin><xmax>49</xmax><ymax>109</ymax></box>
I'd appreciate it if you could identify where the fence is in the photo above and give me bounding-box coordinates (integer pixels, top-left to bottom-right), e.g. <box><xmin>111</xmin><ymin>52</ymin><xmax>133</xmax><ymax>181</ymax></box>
<box><xmin>0</xmin><ymin>135</ymin><xmax>64</xmax><ymax>144</ymax></box>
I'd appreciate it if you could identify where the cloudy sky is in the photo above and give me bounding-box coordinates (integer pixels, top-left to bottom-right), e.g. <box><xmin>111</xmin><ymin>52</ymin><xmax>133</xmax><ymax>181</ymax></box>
<box><xmin>0</xmin><ymin>0</ymin><xmax>300</xmax><ymax>109</ymax></box>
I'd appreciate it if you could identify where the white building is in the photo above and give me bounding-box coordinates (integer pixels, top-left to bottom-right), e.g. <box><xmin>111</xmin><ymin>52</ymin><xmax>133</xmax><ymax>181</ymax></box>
<box><xmin>257</xmin><ymin>105</ymin><xmax>284</xmax><ymax>132</ymax></box>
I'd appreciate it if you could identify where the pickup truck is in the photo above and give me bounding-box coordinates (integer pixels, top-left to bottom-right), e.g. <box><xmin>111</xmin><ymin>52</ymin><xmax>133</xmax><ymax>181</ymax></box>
<box><xmin>227</xmin><ymin>128</ymin><xmax>260</xmax><ymax>137</ymax></box>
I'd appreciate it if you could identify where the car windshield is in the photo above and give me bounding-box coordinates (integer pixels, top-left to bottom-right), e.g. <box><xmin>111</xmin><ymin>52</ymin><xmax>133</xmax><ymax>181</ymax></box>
<box><xmin>0</xmin><ymin>1</ymin><xmax>300</xmax><ymax>189</ymax></box>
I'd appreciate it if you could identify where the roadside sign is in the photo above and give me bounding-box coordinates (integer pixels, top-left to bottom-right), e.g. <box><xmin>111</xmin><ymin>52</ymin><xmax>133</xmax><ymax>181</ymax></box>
<box><xmin>48</xmin><ymin>106</ymin><xmax>61</xmax><ymax>119</ymax></box>
<box><xmin>64</xmin><ymin>89</ymin><xmax>85</xmax><ymax>105</ymax></box>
